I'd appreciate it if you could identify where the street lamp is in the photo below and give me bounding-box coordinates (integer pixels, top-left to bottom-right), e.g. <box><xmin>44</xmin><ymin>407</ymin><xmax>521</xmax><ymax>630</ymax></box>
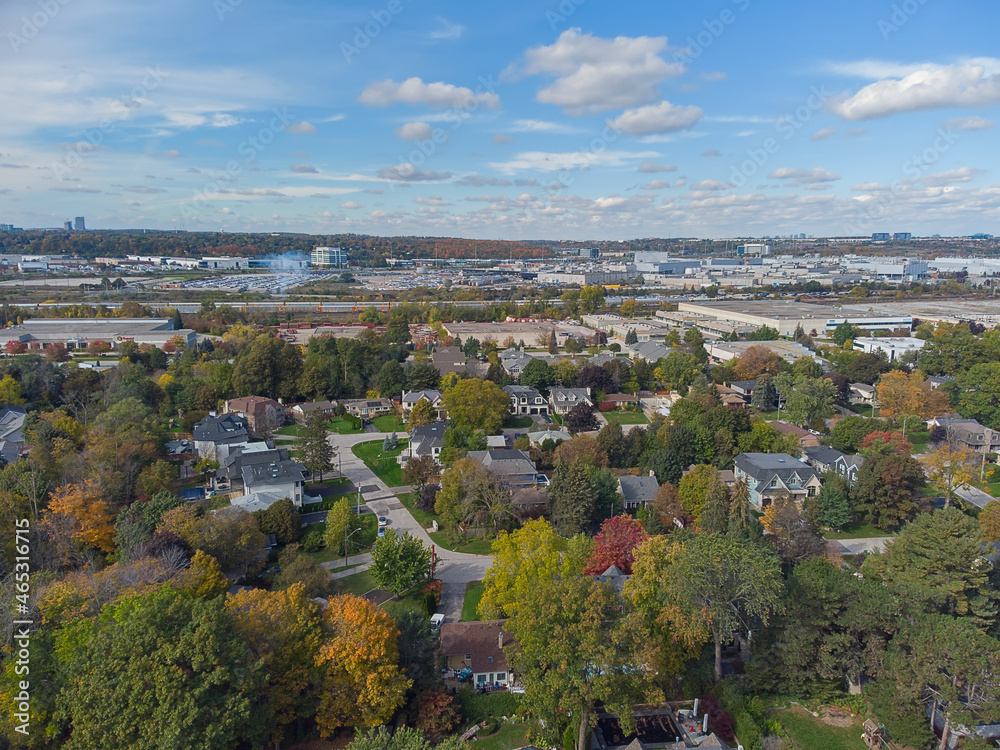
<box><xmin>344</xmin><ymin>526</ymin><xmax>363</xmax><ymax>568</ymax></box>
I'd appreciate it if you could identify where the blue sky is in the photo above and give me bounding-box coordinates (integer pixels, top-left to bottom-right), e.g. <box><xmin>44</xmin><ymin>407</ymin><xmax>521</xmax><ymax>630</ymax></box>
<box><xmin>1</xmin><ymin>0</ymin><xmax>999</xmax><ymax>239</ymax></box>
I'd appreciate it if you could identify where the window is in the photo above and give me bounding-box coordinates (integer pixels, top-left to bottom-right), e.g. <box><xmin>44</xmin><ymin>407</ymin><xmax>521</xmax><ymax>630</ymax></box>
<box><xmin>488</xmin><ymin>656</ymin><xmax>493</xmax><ymax>663</ymax></box>
<box><xmin>496</xmin><ymin>672</ymin><xmax>507</xmax><ymax>682</ymax></box>
<box><xmin>465</xmin><ymin>653</ymin><xmax>471</xmax><ymax>661</ymax></box>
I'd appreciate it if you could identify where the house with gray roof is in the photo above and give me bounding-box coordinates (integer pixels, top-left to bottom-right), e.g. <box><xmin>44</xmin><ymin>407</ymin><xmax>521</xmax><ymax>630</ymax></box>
<box><xmin>504</xmin><ymin>385</ymin><xmax>548</xmax><ymax>416</ymax></box>
<box><xmin>401</xmin><ymin>390</ymin><xmax>445</xmax><ymax>420</ymax></box>
<box><xmin>803</xmin><ymin>446</ymin><xmax>865</xmax><ymax>483</ymax></box>
<box><xmin>467</xmin><ymin>449</ymin><xmax>537</xmax><ymax>488</ymax></box>
<box><xmin>193</xmin><ymin>413</ymin><xmax>249</xmax><ymax>460</ymax></box>
<box><xmin>627</xmin><ymin>341</ymin><xmax>672</xmax><ymax>363</ymax></box>
<box><xmin>403</xmin><ymin>421</ymin><xmax>448</xmax><ymax>464</ymax></box>
<box><xmin>733</xmin><ymin>453</ymin><xmax>821</xmax><ymax>508</ymax></box>
<box><xmin>617</xmin><ymin>474</ymin><xmax>660</xmax><ymax>510</ymax></box>
<box><xmin>499</xmin><ymin>348</ymin><xmax>535</xmax><ymax>379</ymax></box>
<box><xmin>548</xmin><ymin>386</ymin><xmax>593</xmax><ymax>415</ymax></box>
<box><xmin>216</xmin><ymin>443</ymin><xmax>306</xmax><ymax>505</ymax></box>
<box><xmin>0</xmin><ymin>405</ymin><xmax>26</xmax><ymax>464</ymax></box>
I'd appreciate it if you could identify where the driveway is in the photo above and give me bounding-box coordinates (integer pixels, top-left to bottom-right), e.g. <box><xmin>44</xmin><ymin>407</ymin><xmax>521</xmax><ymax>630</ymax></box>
<box><xmin>328</xmin><ymin>428</ymin><xmax>494</xmax><ymax>622</ymax></box>
<box><xmin>830</xmin><ymin>537</ymin><xmax>894</xmax><ymax>555</ymax></box>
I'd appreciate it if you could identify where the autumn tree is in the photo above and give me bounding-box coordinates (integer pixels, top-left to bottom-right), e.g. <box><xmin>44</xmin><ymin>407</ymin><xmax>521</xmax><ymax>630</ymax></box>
<box><xmin>876</xmin><ymin>370</ymin><xmax>950</xmax><ymax>427</ymax></box>
<box><xmin>271</xmin><ymin>544</ymin><xmax>332</xmax><ymax>598</ymax></box>
<box><xmin>315</xmin><ymin>595</ymin><xmax>410</xmax><ymax>735</ymax></box>
<box><xmin>852</xmin><ymin>450</ymin><xmax>925</xmax><ymax>530</ymax></box>
<box><xmin>677</xmin><ymin>464</ymin><xmax>718</xmax><ymax>521</ymax></box>
<box><xmin>160</xmin><ymin>505</ymin><xmax>267</xmax><ymax>578</ymax></box>
<box><xmin>981</xmin><ymin>500</ymin><xmax>1000</xmax><ymax>542</ymax></box>
<box><xmin>554</xmin><ymin>434</ymin><xmax>608</xmax><ymax>468</ymax></box>
<box><xmin>442</xmin><ymin>378</ymin><xmax>510</xmax><ymax>435</ymax></box>
<box><xmin>47</xmin><ymin>480</ymin><xmax>117</xmax><ymax>554</ymax></box>
<box><xmin>401</xmin><ymin>454</ymin><xmax>439</xmax><ymax>488</ymax></box>
<box><xmin>565</xmin><ymin>402</ymin><xmax>598</xmax><ymax>433</ymax></box>
<box><xmin>734</xmin><ymin>345</ymin><xmax>782</xmax><ymax>381</ymax></box>
<box><xmin>921</xmin><ymin>445</ymin><xmax>976</xmax><ymax>508</ymax></box>
<box><xmin>407</xmin><ymin>398</ymin><xmax>437</xmax><ymax>429</ymax></box>
<box><xmin>583</xmin><ymin>515</ymin><xmax>648</xmax><ymax>575</ymax></box>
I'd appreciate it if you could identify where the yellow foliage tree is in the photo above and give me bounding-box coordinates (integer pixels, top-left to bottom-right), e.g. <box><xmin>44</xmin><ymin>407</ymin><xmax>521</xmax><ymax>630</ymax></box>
<box><xmin>981</xmin><ymin>501</ymin><xmax>1000</xmax><ymax>542</ymax></box>
<box><xmin>921</xmin><ymin>445</ymin><xmax>977</xmax><ymax>508</ymax></box>
<box><xmin>876</xmin><ymin>370</ymin><xmax>949</xmax><ymax>424</ymax></box>
<box><xmin>177</xmin><ymin>550</ymin><xmax>230</xmax><ymax>599</ymax></box>
<box><xmin>314</xmin><ymin>594</ymin><xmax>409</xmax><ymax>736</ymax></box>
<box><xmin>47</xmin><ymin>480</ymin><xmax>116</xmax><ymax>553</ymax></box>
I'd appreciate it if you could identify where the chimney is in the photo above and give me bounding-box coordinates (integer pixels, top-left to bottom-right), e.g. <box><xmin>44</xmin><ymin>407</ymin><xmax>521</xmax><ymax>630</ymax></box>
<box><xmin>649</xmin><ymin>470</ymin><xmax>655</xmax><ymax>477</ymax></box>
<box><xmin>702</xmin><ymin>714</ymin><xmax>709</xmax><ymax>734</ymax></box>
<box><xmin>498</xmin><ymin>630</ymin><xmax>504</xmax><ymax>649</ymax></box>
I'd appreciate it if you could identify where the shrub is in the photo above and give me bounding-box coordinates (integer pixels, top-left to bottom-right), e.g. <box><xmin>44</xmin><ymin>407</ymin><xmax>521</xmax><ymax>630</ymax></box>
<box><xmin>301</xmin><ymin>529</ymin><xmax>324</xmax><ymax>552</ymax></box>
<box><xmin>415</xmin><ymin>690</ymin><xmax>459</xmax><ymax>734</ymax></box>
<box><xmin>417</xmin><ymin>483</ymin><xmax>440</xmax><ymax>512</ymax></box>
<box><xmin>734</xmin><ymin>712</ymin><xmax>762</xmax><ymax>750</ymax></box>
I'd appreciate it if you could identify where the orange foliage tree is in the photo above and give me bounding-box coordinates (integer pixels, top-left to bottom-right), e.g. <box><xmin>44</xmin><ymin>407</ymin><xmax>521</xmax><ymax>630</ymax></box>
<box><xmin>583</xmin><ymin>515</ymin><xmax>648</xmax><ymax>575</ymax></box>
<box><xmin>46</xmin><ymin>480</ymin><xmax>116</xmax><ymax>553</ymax></box>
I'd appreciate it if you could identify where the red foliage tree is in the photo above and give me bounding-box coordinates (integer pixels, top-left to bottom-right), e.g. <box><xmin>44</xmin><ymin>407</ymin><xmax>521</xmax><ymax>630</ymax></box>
<box><xmin>582</xmin><ymin>515</ymin><xmax>648</xmax><ymax>575</ymax></box>
<box><xmin>859</xmin><ymin>430</ymin><xmax>912</xmax><ymax>457</ymax></box>
<box><xmin>3</xmin><ymin>340</ymin><xmax>27</xmax><ymax>355</ymax></box>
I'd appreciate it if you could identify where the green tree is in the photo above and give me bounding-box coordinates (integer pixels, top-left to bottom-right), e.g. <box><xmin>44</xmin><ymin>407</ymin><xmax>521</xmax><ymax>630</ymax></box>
<box><xmin>548</xmin><ymin>460</ymin><xmax>595</xmax><ymax>536</ymax></box>
<box><xmin>727</xmin><ymin>479</ymin><xmax>762</xmax><ymax>540</ymax></box>
<box><xmin>270</xmin><ymin>544</ymin><xmax>331</xmax><ymax>598</ymax></box>
<box><xmin>407</xmin><ymin>398</ymin><xmax>437</xmax><ymax>429</ymax></box>
<box><xmin>369</xmin><ymin>530</ymin><xmax>432</xmax><ymax>596</ymax></box>
<box><xmin>792</xmin><ymin>356</ymin><xmax>823</xmax><ymax>378</ymax></box>
<box><xmin>747</xmin><ymin>325</ymin><xmax>779</xmax><ymax>341</ymax></box>
<box><xmin>811</xmin><ymin>473</ymin><xmax>851</xmax><ymax>530</ymax></box>
<box><xmin>862</xmin><ymin>508</ymin><xmax>998</xmax><ymax>629</ymax></box>
<box><xmin>254</xmin><ymin>497</ymin><xmax>302</xmax><ymax>545</ymax></box>
<box><xmin>851</xmin><ymin>450</ymin><xmax>925</xmax><ymax>530</ymax></box>
<box><xmin>56</xmin><ymin>587</ymin><xmax>262</xmax><ymax>750</ymax></box>
<box><xmin>773</xmin><ymin>373</ymin><xmax>835</xmax><ymax>428</ymax></box>
<box><xmin>324</xmin><ymin>497</ymin><xmax>362</xmax><ymax>555</ymax></box>
<box><xmin>677</xmin><ymin>464</ymin><xmax>718</xmax><ymax>521</ymax></box>
<box><xmin>377</xmin><ymin>360</ymin><xmax>407</xmax><ymax>401</ymax></box>
<box><xmin>300</xmin><ymin>411</ymin><xmax>335</xmax><ymax>484</ymax></box>
<box><xmin>624</xmin><ymin>328</ymin><xmax>638</xmax><ymax>346</ymax></box>
<box><xmin>832</xmin><ymin>321</ymin><xmax>859</xmax><ymax>347</ymax></box>
<box><xmin>699</xmin><ymin>478</ymin><xmax>730</xmax><ymax>534</ymax></box>
<box><xmin>442</xmin><ymin>378</ymin><xmax>511</xmax><ymax>435</ymax></box>
<box><xmin>579</xmin><ymin>285</ymin><xmax>605</xmax><ymax>314</ymax></box>
<box><xmin>401</xmin><ymin>454</ymin><xmax>439</xmax><ymax>488</ymax></box>
<box><xmin>749</xmin><ymin>374</ymin><xmax>776</xmax><ymax>411</ymax></box>
<box><xmin>520</xmin><ymin>358</ymin><xmax>555</xmax><ymax>395</ymax></box>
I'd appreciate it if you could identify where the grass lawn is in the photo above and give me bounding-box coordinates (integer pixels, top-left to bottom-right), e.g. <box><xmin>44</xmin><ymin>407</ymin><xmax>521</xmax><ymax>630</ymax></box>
<box><xmin>908</xmin><ymin>429</ymin><xmax>930</xmax><ymax>454</ymax></box>
<box><xmin>372</xmin><ymin>414</ymin><xmax>407</xmax><ymax>432</ymax></box>
<box><xmin>398</xmin><ymin>491</ymin><xmax>439</xmax><ymax>527</ymax></box>
<box><xmin>429</xmin><ymin>530</ymin><xmax>496</xmax><ymax>555</ymax></box>
<box><xmin>351</xmin><ymin>439</ymin><xmax>408</xmax><ymax>486</ymax></box>
<box><xmin>461</xmin><ymin>581</ymin><xmax>484</xmax><ymax>622</ymax></box>
<box><xmin>328</xmin><ymin>417</ymin><xmax>363</xmax><ymax>435</ymax></box>
<box><xmin>333</xmin><ymin>569</ymin><xmax>376</xmax><ymax>597</ymax></box>
<box><xmin>775</xmin><ymin>706</ymin><xmax>867</xmax><ymax>750</ymax></box>
<box><xmin>276</xmin><ymin>424</ymin><xmax>307</xmax><ymax>437</ymax></box>
<box><xmin>602</xmin><ymin>411</ymin><xmax>649</xmax><ymax>426</ymax></box>
<box><xmin>474</xmin><ymin>725</ymin><xmax>529</xmax><ymax>750</ymax></box>
<box><xmin>824</xmin><ymin>522</ymin><xmax>894</xmax><ymax>539</ymax></box>
<box><xmin>986</xmin><ymin>481</ymin><xmax>1000</xmax><ymax>498</ymax></box>
<box><xmin>504</xmin><ymin>416</ymin><xmax>535</xmax><ymax>429</ymax></box>
<box><xmin>303</xmin><ymin>514</ymin><xmax>376</xmax><ymax>563</ymax></box>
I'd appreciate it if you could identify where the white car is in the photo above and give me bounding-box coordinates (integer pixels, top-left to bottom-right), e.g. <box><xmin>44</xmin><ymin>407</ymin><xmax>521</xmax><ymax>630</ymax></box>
<box><xmin>378</xmin><ymin>516</ymin><xmax>389</xmax><ymax>526</ymax></box>
<box><xmin>535</xmin><ymin>474</ymin><xmax>550</xmax><ymax>487</ymax></box>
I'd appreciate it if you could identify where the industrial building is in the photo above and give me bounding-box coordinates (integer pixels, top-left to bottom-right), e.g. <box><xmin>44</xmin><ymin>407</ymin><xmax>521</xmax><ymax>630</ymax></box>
<box><xmin>0</xmin><ymin>318</ymin><xmax>196</xmax><ymax>351</ymax></box>
<box><xmin>311</xmin><ymin>246</ymin><xmax>349</xmax><ymax>268</ymax></box>
<box><xmin>677</xmin><ymin>301</ymin><xmax>912</xmax><ymax>338</ymax></box>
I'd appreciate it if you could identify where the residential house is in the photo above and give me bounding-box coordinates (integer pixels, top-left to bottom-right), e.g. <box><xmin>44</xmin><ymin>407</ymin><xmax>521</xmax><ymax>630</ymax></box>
<box><xmin>627</xmin><ymin>340</ymin><xmax>672</xmax><ymax>363</ymax></box>
<box><xmin>431</xmin><ymin>346</ymin><xmax>470</xmax><ymax>376</ymax></box>
<box><xmin>192</xmin><ymin>413</ymin><xmax>249</xmax><ymax>460</ymax></box>
<box><xmin>401</xmin><ymin>390</ymin><xmax>445</xmax><ymax>420</ymax></box>
<box><xmin>216</xmin><ymin>443</ymin><xmax>306</xmax><ymax>505</ymax></box>
<box><xmin>511</xmin><ymin>486</ymin><xmax>547</xmax><ymax>517</ymax></box>
<box><xmin>467</xmin><ymin>449</ymin><xmax>537</xmax><ymax>488</ymax></box>
<box><xmin>728</xmin><ymin>379</ymin><xmax>757</xmax><ymax>401</ymax></box>
<box><xmin>439</xmin><ymin>620</ymin><xmax>513</xmax><ymax>688</ymax></box>
<box><xmin>592</xmin><ymin>564</ymin><xmax>631</xmax><ymax>594</ymax></box>
<box><xmin>499</xmin><ymin>348</ymin><xmax>534</xmax><ymax>379</ymax></box>
<box><xmin>0</xmin><ymin>405</ymin><xmax>26</xmax><ymax>464</ymax></box>
<box><xmin>600</xmin><ymin>393</ymin><xmax>639</xmax><ymax>410</ymax></box>
<box><xmin>402</xmin><ymin>421</ymin><xmax>448</xmax><ymax>464</ymax></box>
<box><xmin>486</xmin><ymin>435</ymin><xmax>509</xmax><ymax>449</ymax></box>
<box><xmin>617</xmin><ymin>474</ymin><xmax>660</xmax><ymax>510</ymax></box>
<box><xmin>548</xmin><ymin>386</ymin><xmax>593</xmax><ymax>415</ymax></box>
<box><xmin>835</xmin><ymin>453</ymin><xmax>865</xmax><ymax>483</ymax></box>
<box><xmin>733</xmin><ymin>453</ymin><xmax>822</xmax><ymax>508</ymax></box>
<box><xmin>803</xmin><ymin>445</ymin><xmax>844</xmax><ymax>473</ymax></box>
<box><xmin>290</xmin><ymin>400</ymin><xmax>337</xmax><ymax>424</ymax></box>
<box><xmin>526</xmin><ymin>428</ymin><xmax>572</xmax><ymax>447</ymax></box>
<box><xmin>504</xmin><ymin>385</ymin><xmax>549</xmax><ymax>416</ymax></box>
<box><xmin>716</xmin><ymin>384</ymin><xmax>747</xmax><ymax>408</ymax></box>
<box><xmin>340</xmin><ymin>398</ymin><xmax>393</xmax><ymax>419</ymax></box>
<box><xmin>223</xmin><ymin>396</ymin><xmax>285</xmax><ymax>436</ymax></box>
<box><xmin>637</xmin><ymin>390</ymin><xmax>680</xmax><ymax>417</ymax></box>
<box><xmin>770</xmin><ymin>421</ymin><xmax>822</xmax><ymax>449</ymax></box>
<box><xmin>849</xmin><ymin>383</ymin><xmax>877</xmax><ymax>406</ymax></box>
<box><xmin>930</xmin><ymin>417</ymin><xmax>1000</xmax><ymax>454</ymax></box>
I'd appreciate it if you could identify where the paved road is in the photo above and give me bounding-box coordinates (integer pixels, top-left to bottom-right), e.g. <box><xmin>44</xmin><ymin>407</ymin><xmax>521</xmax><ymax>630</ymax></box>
<box><xmin>328</xmin><ymin>429</ymin><xmax>494</xmax><ymax>622</ymax></box>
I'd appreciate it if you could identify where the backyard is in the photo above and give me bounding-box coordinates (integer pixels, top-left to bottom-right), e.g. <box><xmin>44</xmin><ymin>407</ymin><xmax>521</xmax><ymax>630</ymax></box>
<box><xmin>351</xmin><ymin>439</ymin><xmax>408</xmax><ymax>487</ymax></box>
<box><xmin>601</xmin><ymin>411</ymin><xmax>649</xmax><ymax>426</ymax></box>
<box><xmin>773</xmin><ymin>706</ymin><xmax>867</xmax><ymax>750</ymax></box>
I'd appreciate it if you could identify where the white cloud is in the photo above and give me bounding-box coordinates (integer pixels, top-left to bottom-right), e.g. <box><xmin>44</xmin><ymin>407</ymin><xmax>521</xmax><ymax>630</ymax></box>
<box><xmin>339</xmin><ymin>201</ymin><xmax>363</xmax><ymax>209</ymax></box>
<box><xmin>211</xmin><ymin>113</ymin><xmax>242</xmax><ymax>127</ymax></box>
<box><xmin>456</xmin><ymin>175</ymin><xmax>512</xmax><ymax>186</ymax></box>
<box><xmin>641</xmin><ymin>180</ymin><xmax>671</xmax><ymax>190</ymax></box>
<box><xmin>291</xmin><ymin>164</ymin><xmax>319</xmax><ymax>173</ymax></box>
<box><xmin>690</xmin><ymin>180</ymin><xmax>732</xmax><ymax>191</ymax></box>
<box><xmin>489</xmin><ymin>149</ymin><xmax>658</xmax><ymax>174</ymax></box>
<box><xmin>769</xmin><ymin>167</ymin><xmax>840</xmax><ymax>186</ymax></box>
<box><xmin>521</xmin><ymin>28</ymin><xmax>683</xmax><ymax>114</ymax></box>
<box><xmin>946</xmin><ymin>115</ymin><xmax>995</xmax><ymax>131</ymax></box>
<box><xmin>359</xmin><ymin>77</ymin><xmax>500</xmax><ymax>109</ymax></box>
<box><xmin>922</xmin><ymin>168</ymin><xmax>980</xmax><ymax>186</ymax></box>
<box><xmin>811</xmin><ymin>127</ymin><xmax>837</xmax><ymax>141</ymax></box>
<box><xmin>637</xmin><ymin>162</ymin><xmax>676</xmax><ymax>173</ymax></box>
<box><xmin>414</xmin><ymin>195</ymin><xmax>452</xmax><ymax>206</ymax></box>
<box><xmin>509</xmin><ymin>119</ymin><xmax>580</xmax><ymax>134</ymax></box>
<box><xmin>286</xmin><ymin>122</ymin><xmax>317</xmax><ymax>134</ymax></box>
<box><xmin>396</xmin><ymin>122</ymin><xmax>435</xmax><ymax>140</ymax></box>
<box><xmin>429</xmin><ymin>17</ymin><xmax>464</xmax><ymax>41</ymax></box>
<box><xmin>378</xmin><ymin>164</ymin><xmax>452</xmax><ymax>181</ymax></box>
<box><xmin>828</xmin><ymin>63</ymin><xmax>1000</xmax><ymax>120</ymax></box>
<box><xmin>608</xmin><ymin>101</ymin><xmax>703</xmax><ymax>136</ymax></box>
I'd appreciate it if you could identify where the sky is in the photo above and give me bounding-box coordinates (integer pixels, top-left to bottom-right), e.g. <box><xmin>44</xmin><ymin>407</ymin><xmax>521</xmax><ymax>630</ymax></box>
<box><xmin>1</xmin><ymin>0</ymin><xmax>999</xmax><ymax>240</ymax></box>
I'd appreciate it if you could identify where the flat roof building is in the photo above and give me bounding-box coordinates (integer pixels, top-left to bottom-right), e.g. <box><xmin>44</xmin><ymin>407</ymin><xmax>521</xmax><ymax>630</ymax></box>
<box><xmin>0</xmin><ymin>318</ymin><xmax>196</xmax><ymax>351</ymax></box>
<box><xmin>678</xmin><ymin>301</ymin><xmax>911</xmax><ymax>338</ymax></box>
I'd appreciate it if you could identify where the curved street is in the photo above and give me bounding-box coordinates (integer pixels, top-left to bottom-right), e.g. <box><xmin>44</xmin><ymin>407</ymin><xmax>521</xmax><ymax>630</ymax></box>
<box><xmin>324</xmin><ymin>429</ymin><xmax>494</xmax><ymax>622</ymax></box>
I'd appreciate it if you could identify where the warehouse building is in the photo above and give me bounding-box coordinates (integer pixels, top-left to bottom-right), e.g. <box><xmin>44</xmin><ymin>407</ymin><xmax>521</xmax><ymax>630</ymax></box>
<box><xmin>677</xmin><ymin>301</ymin><xmax>911</xmax><ymax>338</ymax></box>
<box><xmin>0</xmin><ymin>318</ymin><xmax>196</xmax><ymax>352</ymax></box>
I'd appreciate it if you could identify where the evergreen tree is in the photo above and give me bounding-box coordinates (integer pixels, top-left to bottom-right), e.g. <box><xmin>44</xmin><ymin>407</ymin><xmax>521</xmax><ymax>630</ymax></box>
<box><xmin>300</xmin><ymin>411</ymin><xmax>335</xmax><ymax>484</ymax></box>
<box><xmin>548</xmin><ymin>460</ymin><xmax>595</xmax><ymax>536</ymax></box>
<box><xmin>750</xmin><ymin>374</ymin><xmax>776</xmax><ymax>411</ymax></box>
<box><xmin>792</xmin><ymin>323</ymin><xmax>805</xmax><ymax>340</ymax></box>
<box><xmin>812</xmin><ymin>473</ymin><xmax>851</xmax><ymax>530</ymax></box>
<box><xmin>624</xmin><ymin>328</ymin><xmax>638</xmax><ymax>346</ymax></box>
<box><xmin>728</xmin><ymin>478</ymin><xmax>761</xmax><ymax>540</ymax></box>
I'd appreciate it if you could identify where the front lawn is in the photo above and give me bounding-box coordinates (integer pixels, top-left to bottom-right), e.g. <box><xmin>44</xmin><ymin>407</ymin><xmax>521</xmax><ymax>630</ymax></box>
<box><xmin>429</xmin><ymin>530</ymin><xmax>496</xmax><ymax>555</ymax></box>
<box><xmin>774</xmin><ymin>706</ymin><xmax>867</xmax><ymax>750</ymax></box>
<box><xmin>907</xmin><ymin>429</ymin><xmax>930</xmax><ymax>454</ymax></box>
<box><xmin>276</xmin><ymin>424</ymin><xmax>308</xmax><ymax>437</ymax></box>
<box><xmin>372</xmin><ymin>414</ymin><xmax>407</xmax><ymax>433</ymax></box>
<box><xmin>461</xmin><ymin>581</ymin><xmax>484</xmax><ymax>622</ymax></box>
<box><xmin>602</xmin><ymin>411</ymin><xmax>649</xmax><ymax>426</ymax></box>
<box><xmin>824</xmin><ymin>522</ymin><xmax>894</xmax><ymax>539</ymax></box>
<box><xmin>328</xmin><ymin>417</ymin><xmax>363</xmax><ymax>435</ymax></box>
<box><xmin>351</xmin><ymin>439</ymin><xmax>408</xmax><ymax>486</ymax></box>
<box><xmin>398</xmin><ymin>491</ymin><xmax>439</xmax><ymax>527</ymax></box>
<box><xmin>333</xmin><ymin>569</ymin><xmax>376</xmax><ymax>597</ymax></box>
<box><xmin>504</xmin><ymin>415</ymin><xmax>535</xmax><ymax>429</ymax></box>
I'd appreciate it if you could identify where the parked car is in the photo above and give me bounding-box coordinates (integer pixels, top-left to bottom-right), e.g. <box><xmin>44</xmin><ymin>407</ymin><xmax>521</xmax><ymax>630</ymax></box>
<box><xmin>377</xmin><ymin>526</ymin><xmax>386</xmax><ymax>538</ymax></box>
<box><xmin>535</xmin><ymin>474</ymin><xmax>549</xmax><ymax>487</ymax></box>
<box><xmin>378</xmin><ymin>516</ymin><xmax>388</xmax><ymax>526</ymax></box>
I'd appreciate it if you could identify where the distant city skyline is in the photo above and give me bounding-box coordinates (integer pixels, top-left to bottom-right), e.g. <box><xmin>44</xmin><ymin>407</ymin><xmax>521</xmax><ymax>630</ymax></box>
<box><xmin>1</xmin><ymin>0</ymin><xmax>998</xmax><ymax>239</ymax></box>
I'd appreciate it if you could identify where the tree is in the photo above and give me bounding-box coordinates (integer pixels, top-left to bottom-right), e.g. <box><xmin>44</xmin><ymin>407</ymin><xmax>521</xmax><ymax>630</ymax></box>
<box><xmin>226</xmin><ymin>584</ymin><xmax>324</xmax><ymax>747</ymax></box>
<box><xmin>401</xmin><ymin>454</ymin><xmax>439</xmax><ymax>488</ymax></box>
<box><xmin>548</xmin><ymin>460</ymin><xmax>596</xmax><ymax>536</ymax></box>
<box><xmin>520</xmin><ymin>358</ymin><xmax>555</xmax><ymax>395</ymax></box>
<box><xmin>811</xmin><ymin>473</ymin><xmax>851</xmax><ymax>530</ymax></box>
<box><xmin>832</xmin><ymin>322</ymin><xmax>859</xmax><ymax>347</ymax></box>
<box><xmin>851</xmin><ymin>451</ymin><xmax>925</xmax><ymax>529</ymax></box>
<box><xmin>677</xmin><ymin>464</ymin><xmax>718</xmax><ymax>521</ymax></box>
<box><xmin>699</xmin><ymin>478</ymin><xmax>730</xmax><ymax>535</ymax></box>
<box><xmin>773</xmin><ymin>373</ymin><xmax>835</xmax><ymax>428</ymax></box>
<box><xmin>858</xmin><ymin>430</ymin><xmax>912</xmax><ymax>457</ymax></box>
<box><xmin>324</xmin><ymin>497</ymin><xmax>363</xmax><ymax>556</ymax></box>
<box><xmin>565</xmin><ymin>402</ymin><xmax>598</xmax><ymax>433</ymax></box>
<box><xmin>597</xmin><ymin>421</ymin><xmax>626</xmax><ymax>467</ymax></box>
<box><xmin>579</xmin><ymin>284</ymin><xmax>605</xmax><ymax>314</ymax></box>
<box><xmin>582</xmin><ymin>515</ymin><xmax>648</xmax><ymax>575</ymax></box>
<box><xmin>46</xmin><ymin>480</ymin><xmax>117</xmax><ymax>554</ymax></box>
<box><xmin>554</xmin><ymin>434</ymin><xmax>608</xmax><ymax>468</ymax></box>
<box><xmin>654</xmin><ymin>351</ymin><xmax>701</xmax><ymax>392</ymax></box>
<box><xmin>405</xmin><ymin>361</ymin><xmax>441</xmax><ymax>391</ymax></box>
<box><xmin>747</xmin><ymin>325</ymin><xmax>779</xmax><ymax>341</ymax></box>
<box><xmin>877</xmin><ymin>370</ymin><xmax>949</xmax><ymax>425</ymax></box>
<box><xmin>630</xmin><ymin>533</ymin><xmax>783</xmax><ymax>682</ymax></box>
<box><xmin>727</xmin><ymin>479</ymin><xmax>761</xmax><ymax>540</ymax></box>
<box><xmin>407</xmin><ymin>398</ymin><xmax>437</xmax><ymax>429</ymax></box>
<box><xmin>981</xmin><ymin>500</ymin><xmax>1000</xmax><ymax>542</ymax></box>
<box><xmin>254</xmin><ymin>497</ymin><xmax>302</xmax><ymax>545</ymax></box>
<box><xmin>733</xmin><ymin>345</ymin><xmax>781</xmax><ymax>381</ymax></box>
<box><xmin>442</xmin><ymin>378</ymin><xmax>510</xmax><ymax>435</ymax></box>
<box><xmin>0</xmin><ymin>374</ymin><xmax>24</xmax><ymax>406</ymax></box>
<box><xmin>271</xmin><ymin>544</ymin><xmax>331</xmax><ymax>598</ymax></box>
<box><xmin>750</xmin><ymin>374</ymin><xmax>776</xmax><ymax>411</ymax></box>
<box><xmin>161</xmin><ymin>505</ymin><xmax>267</xmax><ymax>579</ymax></box>
<box><xmin>299</xmin><ymin>412</ymin><xmax>335</xmax><ymax>484</ymax></box>
<box><xmin>624</xmin><ymin>328</ymin><xmax>638</xmax><ymax>346</ymax></box>
<box><xmin>57</xmin><ymin>588</ymin><xmax>262</xmax><ymax>750</ymax></box>
<box><xmin>393</xmin><ymin>609</ymin><xmax>438</xmax><ymax>691</ymax></box>
<box><xmin>828</xmin><ymin>415</ymin><xmax>893</xmax><ymax>452</ymax></box>
<box><xmin>369</xmin><ymin>530</ymin><xmax>432</xmax><ymax>596</ymax></box>
<box><xmin>921</xmin><ymin>445</ymin><xmax>976</xmax><ymax>508</ymax></box>
<box><xmin>377</xmin><ymin>360</ymin><xmax>407</xmax><ymax>401</ymax></box>
<box><xmin>764</xmin><ymin>494</ymin><xmax>825</xmax><ymax>572</ymax></box>
<box><xmin>862</xmin><ymin>508</ymin><xmax>997</xmax><ymax>629</ymax></box>
<box><xmin>792</xmin><ymin>356</ymin><xmax>823</xmax><ymax>379</ymax></box>
<box><xmin>315</xmin><ymin>595</ymin><xmax>410</xmax><ymax>735</ymax></box>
